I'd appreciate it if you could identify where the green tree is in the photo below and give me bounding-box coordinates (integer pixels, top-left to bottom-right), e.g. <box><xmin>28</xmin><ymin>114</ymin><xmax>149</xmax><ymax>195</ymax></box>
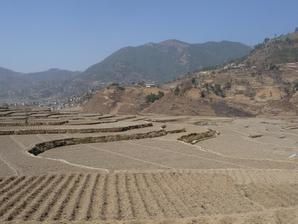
<box><xmin>146</xmin><ymin>91</ymin><xmax>164</xmax><ymax>103</ymax></box>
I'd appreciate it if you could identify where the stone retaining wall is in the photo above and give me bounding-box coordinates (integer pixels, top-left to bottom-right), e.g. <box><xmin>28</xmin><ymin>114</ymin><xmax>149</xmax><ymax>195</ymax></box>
<box><xmin>0</xmin><ymin>123</ymin><xmax>153</xmax><ymax>135</ymax></box>
<box><xmin>28</xmin><ymin>128</ymin><xmax>186</xmax><ymax>156</ymax></box>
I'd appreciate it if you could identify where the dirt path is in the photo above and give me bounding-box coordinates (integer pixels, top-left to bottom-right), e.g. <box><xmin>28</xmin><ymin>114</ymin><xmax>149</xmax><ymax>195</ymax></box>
<box><xmin>0</xmin><ymin>153</ymin><xmax>19</xmax><ymax>176</ymax></box>
<box><xmin>37</xmin><ymin>155</ymin><xmax>110</xmax><ymax>173</ymax></box>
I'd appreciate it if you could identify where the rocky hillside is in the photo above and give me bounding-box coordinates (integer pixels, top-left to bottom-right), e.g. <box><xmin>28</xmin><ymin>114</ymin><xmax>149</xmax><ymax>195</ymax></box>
<box><xmin>245</xmin><ymin>32</ymin><xmax>298</xmax><ymax>68</ymax></box>
<box><xmin>83</xmin><ymin>32</ymin><xmax>298</xmax><ymax>116</ymax></box>
<box><xmin>83</xmin><ymin>83</ymin><xmax>169</xmax><ymax>114</ymax></box>
<box><xmin>80</xmin><ymin>40</ymin><xmax>251</xmax><ymax>84</ymax></box>
<box><xmin>143</xmin><ymin>62</ymin><xmax>298</xmax><ymax>116</ymax></box>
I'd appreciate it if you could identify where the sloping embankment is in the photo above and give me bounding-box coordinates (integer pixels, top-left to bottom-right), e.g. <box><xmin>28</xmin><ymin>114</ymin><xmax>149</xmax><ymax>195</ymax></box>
<box><xmin>0</xmin><ymin>123</ymin><xmax>153</xmax><ymax>135</ymax></box>
<box><xmin>28</xmin><ymin>128</ymin><xmax>186</xmax><ymax>156</ymax></box>
<box><xmin>0</xmin><ymin>120</ymin><xmax>69</xmax><ymax>127</ymax></box>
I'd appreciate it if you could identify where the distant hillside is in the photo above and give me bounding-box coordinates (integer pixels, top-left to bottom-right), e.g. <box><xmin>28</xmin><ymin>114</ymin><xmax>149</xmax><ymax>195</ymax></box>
<box><xmin>0</xmin><ymin>39</ymin><xmax>251</xmax><ymax>104</ymax></box>
<box><xmin>0</xmin><ymin>68</ymin><xmax>80</xmax><ymax>103</ymax></box>
<box><xmin>80</xmin><ymin>40</ymin><xmax>251</xmax><ymax>84</ymax></box>
<box><xmin>0</xmin><ymin>67</ymin><xmax>30</xmax><ymax>100</ymax></box>
<box><xmin>84</xmin><ymin>32</ymin><xmax>298</xmax><ymax>116</ymax></box>
<box><xmin>245</xmin><ymin>32</ymin><xmax>298</xmax><ymax>68</ymax></box>
<box><xmin>26</xmin><ymin>68</ymin><xmax>79</xmax><ymax>82</ymax></box>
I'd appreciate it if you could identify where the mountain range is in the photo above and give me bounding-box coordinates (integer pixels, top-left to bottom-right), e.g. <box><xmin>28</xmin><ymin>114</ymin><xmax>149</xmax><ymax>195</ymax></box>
<box><xmin>81</xmin><ymin>40</ymin><xmax>251</xmax><ymax>83</ymax></box>
<box><xmin>0</xmin><ymin>40</ymin><xmax>251</xmax><ymax>104</ymax></box>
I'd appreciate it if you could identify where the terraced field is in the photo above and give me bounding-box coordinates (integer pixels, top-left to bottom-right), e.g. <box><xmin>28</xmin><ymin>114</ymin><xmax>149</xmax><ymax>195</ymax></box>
<box><xmin>0</xmin><ymin>107</ymin><xmax>297</xmax><ymax>223</ymax></box>
<box><xmin>0</xmin><ymin>170</ymin><xmax>297</xmax><ymax>223</ymax></box>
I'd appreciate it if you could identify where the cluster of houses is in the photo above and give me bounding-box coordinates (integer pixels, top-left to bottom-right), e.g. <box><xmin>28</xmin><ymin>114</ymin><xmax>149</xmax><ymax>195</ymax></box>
<box><xmin>223</xmin><ymin>63</ymin><xmax>246</xmax><ymax>70</ymax></box>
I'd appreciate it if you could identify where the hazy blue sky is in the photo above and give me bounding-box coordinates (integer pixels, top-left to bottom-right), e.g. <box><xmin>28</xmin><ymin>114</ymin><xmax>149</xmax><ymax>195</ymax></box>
<box><xmin>0</xmin><ymin>0</ymin><xmax>297</xmax><ymax>72</ymax></box>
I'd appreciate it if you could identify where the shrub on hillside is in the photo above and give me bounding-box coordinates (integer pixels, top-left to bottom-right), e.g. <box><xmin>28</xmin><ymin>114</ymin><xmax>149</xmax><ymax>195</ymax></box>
<box><xmin>107</xmin><ymin>83</ymin><xmax>125</xmax><ymax>91</ymax></box>
<box><xmin>174</xmin><ymin>86</ymin><xmax>180</xmax><ymax>96</ymax></box>
<box><xmin>191</xmin><ymin>77</ymin><xmax>198</xmax><ymax>86</ymax></box>
<box><xmin>213</xmin><ymin>84</ymin><xmax>225</xmax><ymax>97</ymax></box>
<box><xmin>146</xmin><ymin>91</ymin><xmax>164</xmax><ymax>103</ymax></box>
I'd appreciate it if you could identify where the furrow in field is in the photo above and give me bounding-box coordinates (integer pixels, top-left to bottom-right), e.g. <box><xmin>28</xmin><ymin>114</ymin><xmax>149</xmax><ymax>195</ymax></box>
<box><xmin>124</xmin><ymin>174</ymin><xmax>136</xmax><ymax>219</ymax></box>
<box><xmin>262</xmin><ymin>170</ymin><xmax>289</xmax><ymax>185</ymax></box>
<box><xmin>245</xmin><ymin>170</ymin><xmax>263</xmax><ymax>185</ymax></box>
<box><xmin>265</xmin><ymin>170</ymin><xmax>282</xmax><ymax>185</ymax></box>
<box><xmin>53</xmin><ymin>173</ymin><xmax>86</xmax><ymax>220</ymax></box>
<box><xmin>143</xmin><ymin>173</ymin><xmax>180</xmax><ymax>218</ymax></box>
<box><xmin>0</xmin><ymin>176</ymin><xmax>26</xmax><ymax>198</ymax></box>
<box><xmin>38</xmin><ymin>174</ymin><xmax>75</xmax><ymax>221</ymax></box>
<box><xmin>151</xmin><ymin>173</ymin><xmax>185</xmax><ymax>218</ymax></box>
<box><xmin>115</xmin><ymin>173</ymin><xmax>121</xmax><ymax>219</ymax></box>
<box><xmin>226</xmin><ymin>171</ymin><xmax>265</xmax><ymax>211</ymax></box>
<box><xmin>169</xmin><ymin>172</ymin><xmax>208</xmax><ymax>215</ymax></box>
<box><xmin>4</xmin><ymin>175</ymin><xmax>56</xmax><ymax>221</ymax></box>
<box><xmin>116</xmin><ymin>173</ymin><xmax>134</xmax><ymax>220</ymax></box>
<box><xmin>242</xmin><ymin>170</ymin><xmax>256</xmax><ymax>185</ymax></box>
<box><xmin>160</xmin><ymin>172</ymin><xmax>195</xmax><ymax>217</ymax></box>
<box><xmin>87</xmin><ymin>174</ymin><xmax>105</xmax><ymax>220</ymax></box>
<box><xmin>100</xmin><ymin>175</ymin><xmax>108</xmax><ymax>219</ymax></box>
<box><xmin>85</xmin><ymin>174</ymin><xmax>100</xmax><ymax>220</ymax></box>
<box><xmin>251</xmin><ymin>171</ymin><xmax>265</xmax><ymax>184</ymax></box>
<box><xmin>135</xmin><ymin>173</ymin><xmax>164</xmax><ymax>218</ymax></box>
<box><xmin>236</xmin><ymin>171</ymin><xmax>269</xmax><ymax>211</ymax></box>
<box><xmin>225</xmin><ymin>169</ymin><xmax>238</xmax><ymax>183</ymax></box>
<box><xmin>1</xmin><ymin>170</ymin><xmax>297</xmax><ymax>222</ymax></box>
<box><xmin>223</xmin><ymin>169</ymin><xmax>255</xmax><ymax>185</ymax></box>
<box><xmin>21</xmin><ymin>175</ymin><xmax>65</xmax><ymax>221</ymax></box>
<box><xmin>70</xmin><ymin>174</ymin><xmax>92</xmax><ymax>220</ymax></box>
<box><xmin>178</xmin><ymin>173</ymin><xmax>214</xmax><ymax>215</ymax></box>
<box><xmin>272</xmin><ymin>184</ymin><xmax>298</xmax><ymax>206</ymax></box>
<box><xmin>188</xmin><ymin>173</ymin><xmax>230</xmax><ymax>214</ymax></box>
<box><xmin>242</xmin><ymin>181</ymin><xmax>297</xmax><ymax>209</ymax></box>
<box><xmin>268</xmin><ymin>183</ymin><xmax>298</xmax><ymax>206</ymax></box>
<box><xmin>52</xmin><ymin>174</ymin><xmax>83</xmax><ymax>220</ymax></box>
<box><xmin>125</xmin><ymin>173</ymin><xmax>149</xmax><ymax>219</ymax></box>
<box><xmin>101</xmin><ymin>174</ymin><xmax>118</xmax><ymax>220</ymax></box>
<box><xmin>235</xmin><ymin>169</ymin><xmax>248</xmax><ymax>185</ymax></box>
<box><xmin>224</xmin><ymin>169</ymin><xmax>235</xmax><ymax>182</ymax></box>
<box><xmin>132</xmin><ymin>173</ymin><xmax>152</xmax><ymax>218</ymax></box>
<box><xmin>0</xmin><ymin>176</ymin><xmax>44</xmax><ymax>219</ymax></box>
<box><xmin>0</xmin><ymin>177</ymin><xmax>35</xmax><ymax>209</ymax></box>
<box><xmin>0</xmin><ymin>177</ymin><xmax>16</xmax><ymax>189</ymax></box>
<box><xmin>246</xmin><ymin>170</ymin><xmax>268</xmax><ymax>185</ymax></box>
